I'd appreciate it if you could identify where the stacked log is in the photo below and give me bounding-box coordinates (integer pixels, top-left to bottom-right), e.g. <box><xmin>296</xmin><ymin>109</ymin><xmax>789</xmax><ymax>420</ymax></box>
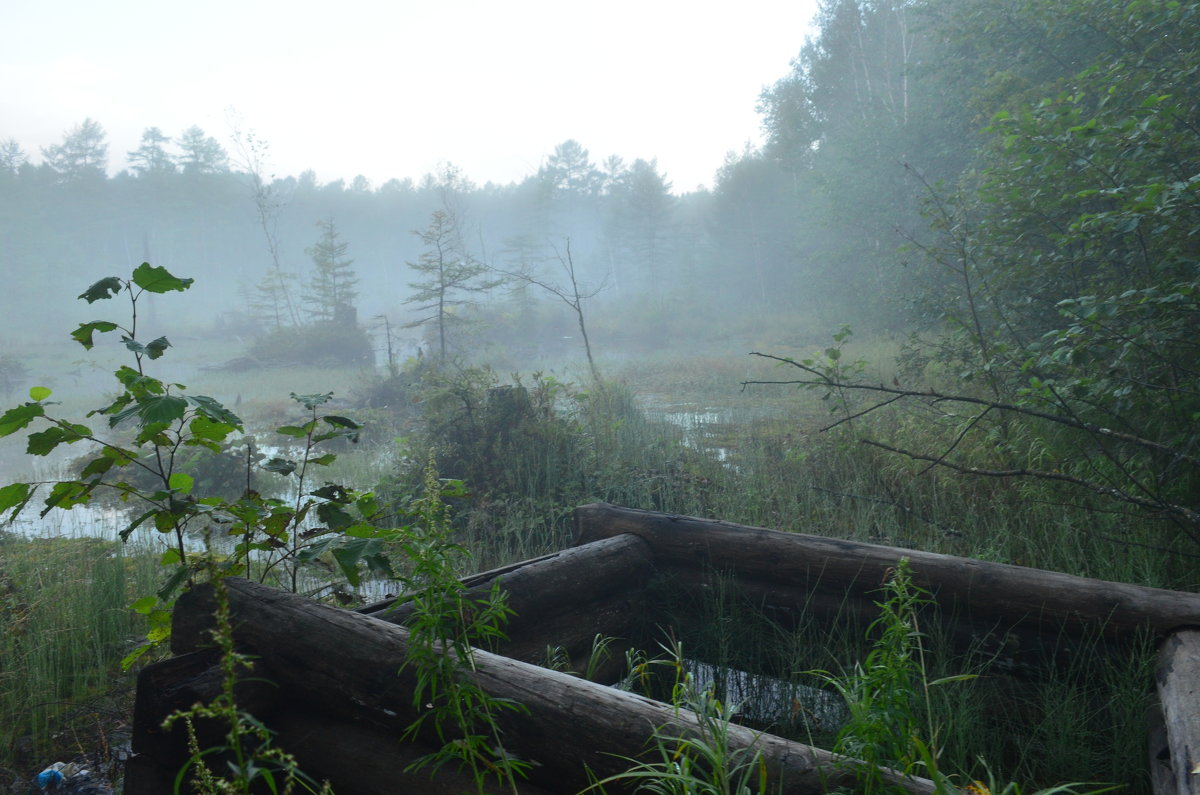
<box><xmin>131</xmin><ymin>576</ymin><xmax>936</xmax><ymax>795</ymax></box>
<box><xmin>127</xmin><ymin>503</ymin><xmax>1200</xmax><ymax>793</ymax></box>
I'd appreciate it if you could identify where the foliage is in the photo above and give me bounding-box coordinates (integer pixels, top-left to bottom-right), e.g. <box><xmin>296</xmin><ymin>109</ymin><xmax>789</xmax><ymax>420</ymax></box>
<box><xmin>586</xmin><ymin>638</ymin><xmax>772</xmax><ymax>795</ymax></box>
<box><xmin>41</xmin><ymin>118</ymin><xmax>109</xmax><ymax>183</ymax></box>
<box><xmin>0</xmin><ymin>534</ymin><xmax>159</xmax><ymax>784</ymax></box>
<box><xmin>891</xmin><ymin>0</ymin><xmax>1200</xmax><ymax>551</ymax></box>
<box><xmin>0</xmin><ymin>265</ymin><xmax>390</xmax><ymax>666</ymax></box>
<box><xmin>395</xmin><ymin>454</ymin><xmax>531</xmax><ymax>793</ymax></box>
<box><xmin>806</xmin><ymin>560</ymin><xmax>962</xmax><ymax>794</ymax></box>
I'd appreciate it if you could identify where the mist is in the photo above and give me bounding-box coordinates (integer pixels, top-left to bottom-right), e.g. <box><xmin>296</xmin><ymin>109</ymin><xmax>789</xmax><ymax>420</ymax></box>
<box><xmin>3</xmin><ymin>0</ymin><xmax>1199</xmax><ymax>790</ymax></box>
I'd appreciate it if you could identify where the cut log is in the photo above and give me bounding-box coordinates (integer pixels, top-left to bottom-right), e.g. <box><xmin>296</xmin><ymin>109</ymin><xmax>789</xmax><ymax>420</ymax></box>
<box><xmin>171</xmin><ymin>577</ymin><xmax>937</xmax><ymax>795</ymax></box>
<box><xmin>1156</xmin><ymin>629</ymin><xmax>1200</xmax><ymax>795</ymax></box>
<box><xmin>358</xmin><ymin>532</ymin><xmax>655</xmax><ymax>671</ymax></box>
<box><xmin>575</xmin><ymin>503</ymin><xmax>1200</xmax><ymax>641</ymax></box>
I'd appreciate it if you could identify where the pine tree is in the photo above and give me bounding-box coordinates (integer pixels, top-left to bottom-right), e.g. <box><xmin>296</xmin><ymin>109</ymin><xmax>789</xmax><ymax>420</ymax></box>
<box><xmin>404</xmin><ymin>209</ymin><xmax>497</xmax><ymax>360</ymax></box>
<box><xmin>304</xmin><ymin>218</ymin><xmax>359</xmax><ymax>326</ymax></box>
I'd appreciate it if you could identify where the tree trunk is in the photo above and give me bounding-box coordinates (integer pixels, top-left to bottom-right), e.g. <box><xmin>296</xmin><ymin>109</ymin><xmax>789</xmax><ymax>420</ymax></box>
<box><xmin>574</xmin><ymin>503</ymin><xmax>1200</xmax><ymax>642</ymax></box>
<box><xmin>167</xmin><ymin>577</ymin><xmax>936</xmax><ymax>795</ymax></box>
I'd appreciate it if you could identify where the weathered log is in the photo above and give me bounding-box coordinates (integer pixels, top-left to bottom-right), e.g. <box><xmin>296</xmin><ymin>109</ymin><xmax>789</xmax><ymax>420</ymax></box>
<box><xmin>1149</xmin><ymin>699</ymin><xmax>1176</xmax><ymax>795</ymax></box>
<box><xmin>1156</xmin><ymin>629</ymin><xmax>1200</xmax><ymax>795</ymax></box>
<box><xmin>172</xmin><ymin>577</ymin><xmax>936</xmax><ymax>795</ymax></box>
<box><xmin>358</xmin><ymin>533</ymin><xmax>655</xmax><ymax>672</ymax></box>
<box><xmin>269</xmin><ymin>708</ymin><xmax>560</xmax><ymax>795</ymax></box>
<box><xmin>125</xmin><ymin>649</ymin><xmax>281</xmax><ymax>794</ymax></box>
<box><xmin>575</xmin><ymin>503</ymin><xmax>1200</xmax><ymax>641</ymax></box>
<box><xmin>656</xmin><ymin>565</ymin><xmax>1124</xmax><ymax>677</ymax></box>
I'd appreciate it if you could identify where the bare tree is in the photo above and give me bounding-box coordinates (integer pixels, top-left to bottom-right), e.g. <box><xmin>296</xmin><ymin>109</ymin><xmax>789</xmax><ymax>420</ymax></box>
<box><xmin>494</xmin><ymin>239</ymin><xmax>604</xmax><ymax>384</ymax></box>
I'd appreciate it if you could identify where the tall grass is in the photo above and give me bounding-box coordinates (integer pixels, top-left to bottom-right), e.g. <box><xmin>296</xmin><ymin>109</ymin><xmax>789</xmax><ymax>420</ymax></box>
<box><xmin>0</xmin><ymin>531</ymin><xmax>161</xmax><ymax>784</ymax></box>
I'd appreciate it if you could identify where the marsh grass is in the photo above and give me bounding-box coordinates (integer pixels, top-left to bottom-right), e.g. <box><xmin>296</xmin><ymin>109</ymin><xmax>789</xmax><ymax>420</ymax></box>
<box><xmin>0</xmin><ymin>531</ymin><xmax>161</xmax><ymax>785</ymax></box>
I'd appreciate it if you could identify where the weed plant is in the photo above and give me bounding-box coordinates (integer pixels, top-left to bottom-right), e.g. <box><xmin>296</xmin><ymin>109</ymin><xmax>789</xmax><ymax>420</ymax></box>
<box><xmin>163</xmin><ymin>572</ymin><xmax>332</xmax><ymax>794</ymax></box>
<box><xmin>636</xmin><ymin>561</ymin><xmax>1154</xmax><ymax>793</ymax></box>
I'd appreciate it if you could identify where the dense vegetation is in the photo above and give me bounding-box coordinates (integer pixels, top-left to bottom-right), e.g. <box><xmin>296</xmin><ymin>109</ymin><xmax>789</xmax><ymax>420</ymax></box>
<box><xmin>1</xmin><ymin>0</ymin><xmax>1197</xmax><ymax>791</ymax></box>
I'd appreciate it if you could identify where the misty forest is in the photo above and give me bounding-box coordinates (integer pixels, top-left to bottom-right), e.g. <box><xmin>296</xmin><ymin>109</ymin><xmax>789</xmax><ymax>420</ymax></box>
<box><xmin>2</xmin><ymin>0</ymin><xmax>1198</xmax><ymax>792</ymax></box>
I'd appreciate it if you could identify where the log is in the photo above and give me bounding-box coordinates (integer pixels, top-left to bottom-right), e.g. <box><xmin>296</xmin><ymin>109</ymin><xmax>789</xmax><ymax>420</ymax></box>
<box><xmin>269</xmin><ymin>708</ymin><xmax>560</xmax><ymax>795</ymax></box>
<box><xmin>358</xmin><ymin>533</ymin><xmax>655</xmax><ymax>672</ymax></box>
<box><xmin>1156</xmin><ymin>629</ymin><xmax>1200</xmax><ymax>795</ymax></box>
<box><xmin>125</xmin><ymin>649</ymin><xmax>281</xmax><ymax>794</ymax></box>
<box><xmin>656</xmin><ymin>566</ymin><xmax>1122</xmax><ymax>677</ymax></box>
<box><xmin>172</xmin><ymin>577</ymin><xmax>937</xmax><ymax>795</ymax></box>
<box><xmin>574</xmin><ymin>503</ymin><xmax>1200</xmax><ymax>642</ymax></box>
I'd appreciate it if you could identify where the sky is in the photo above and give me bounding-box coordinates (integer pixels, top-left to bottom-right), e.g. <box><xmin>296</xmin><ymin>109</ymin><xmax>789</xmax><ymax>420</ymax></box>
<box><xmin>2</xmin><ymin>1</ymin><xmax>819</xmax><ymax>194</ymax></box>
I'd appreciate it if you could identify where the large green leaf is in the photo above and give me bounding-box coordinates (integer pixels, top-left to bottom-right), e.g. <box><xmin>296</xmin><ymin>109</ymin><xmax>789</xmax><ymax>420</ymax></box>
<box><xmin>0</xmin><ymin>403</ymin><xmax>44</xmax><ymax>437</ymax></box>
<box><xmin>26</xmin><ymin>424</ymin><xmax>90</xmax><ymax>456</ymax></box>
<box><xmin>137</xmin><ymin>395</ymin><xmax>188</xmax><ymax>425</ymax></box>
<box><xmin>0</xmin><ymin>482</ymin><xmax>32</xmax><ymax>518</ymax></box>
<box><xmin>123</xmin><ymin>336</ymin><xmax>173</xmax><ymax>360</ymax></box>
<box><xmin>41</xmin><ymin>480</ymin><xmax>93</xmax><ymax>515</ymax></box>
<box><xmin>71</xmin><ymin>321</ymin><xmax>120</xmax><ymax>349</ymax></box>
<box><xmin>78</xmin><ymin>276</ymin><xmax>124</xmax><ymax>303</ymax></box>
<box><xmin>185</xmin><ymin>395</ymin><xmax>242</xmax><ymax>428</ymax></box>
<box><xmin>131</xmin><ymin>263</ymin><xmax>194</xmax><ymax>294</ymax></box>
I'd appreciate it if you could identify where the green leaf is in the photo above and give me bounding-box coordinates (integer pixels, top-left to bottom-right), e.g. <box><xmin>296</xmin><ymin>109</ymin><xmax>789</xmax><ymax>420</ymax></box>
<box><xmin>137</xmin><ymin>395</ymin><xmax>188</xmax><ymax>425</ymax></box>
<box><xmin>169</xmin><ymin>472</ymin><xmax>195</xmax><ymax>495</ymax></box>
<box><xmin>120</xmin><ymin>509</ymin><xmax>158</xmax><ymax>541</ymax></box>
<box><xmin>160</xmin><ymin>548</ymin><xmax>182</xmax><ymax>566</ymax></box>
<box><xmin>317</xmin><ymin>501</ymin><xmax>354</xmax><ymax>530</ymax></box>
<box><xmin>129</xmin><ymin>595</ymin><xmax>158</xmax><ymax>615</ymax></box>
<box><xmin>0</xmin><ymin>482</ymin><xmax>32</xmax><ymax>518</ymax></box>
<box><xmin>322</xmin><ymin>415</ymin><xmax>360</xmax><ymax>430</ymax></box>
<box><xmin>0</xmin><ymin>403</ymin><xmax>44</xmax><ymax>437</ymax></box>
<box><xmin>26</xmin><ymin>427</ymin><xmax>70</xmax><ymax>456</ymax></box>
<box><xmin>187</xmin><ymin>413</ymin><xmax>236</xmax><ymax>445</ymax></box>
<box><xmin>79</xmin><ymin>455</ymin><xmax>117</xmax><ymax>480</ymax></box>
<box><xmin>29</xmin><ymin>386</ymin><xmax>51</xmax><ymax>401</ymax></box>
<box><xmin>41</xmin><ymin>480</ymin><xmax>93</xmax><ymax>515</ymax></box>
<box><xmin>154</xmin><ymin>510</ymin><xmax>178</xmax><ymax>532</ymax></box>
<box><xmin>276</xmin><ymin>425</ymin><xmax>310</xmax><ymax>438</ymax></box>
<box><xmin>131</xmin><ymin>263</ymin><xmax>194</xmax><ymax>294</ymax></box>
<box><xmin>306</xmin><ymin>453</ymin><xmax>337</xmax><ymax>467</ymax></box>
<box><xmin>185</xmin><ymin>395</ymin><xmax>242</xmax><ymax>428</ymax></box>
<box><xmin>291</xmin><ymin>391</ymin><xmax>333</xmax><ymax>410</ymax></box>
<box><xmin>78</xmin><ymin>276</ymin><xmax>124</xmax><ymax>303</ymax></box>
<box><xmin>71</xmin><ymin>320</ymin><xmax>120</xmax><ymax>349</ymax></box>
<box><xmin>144</xmin><ymin>336</ymin><xmax>171</xmax><ymax>359</ymax></box>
